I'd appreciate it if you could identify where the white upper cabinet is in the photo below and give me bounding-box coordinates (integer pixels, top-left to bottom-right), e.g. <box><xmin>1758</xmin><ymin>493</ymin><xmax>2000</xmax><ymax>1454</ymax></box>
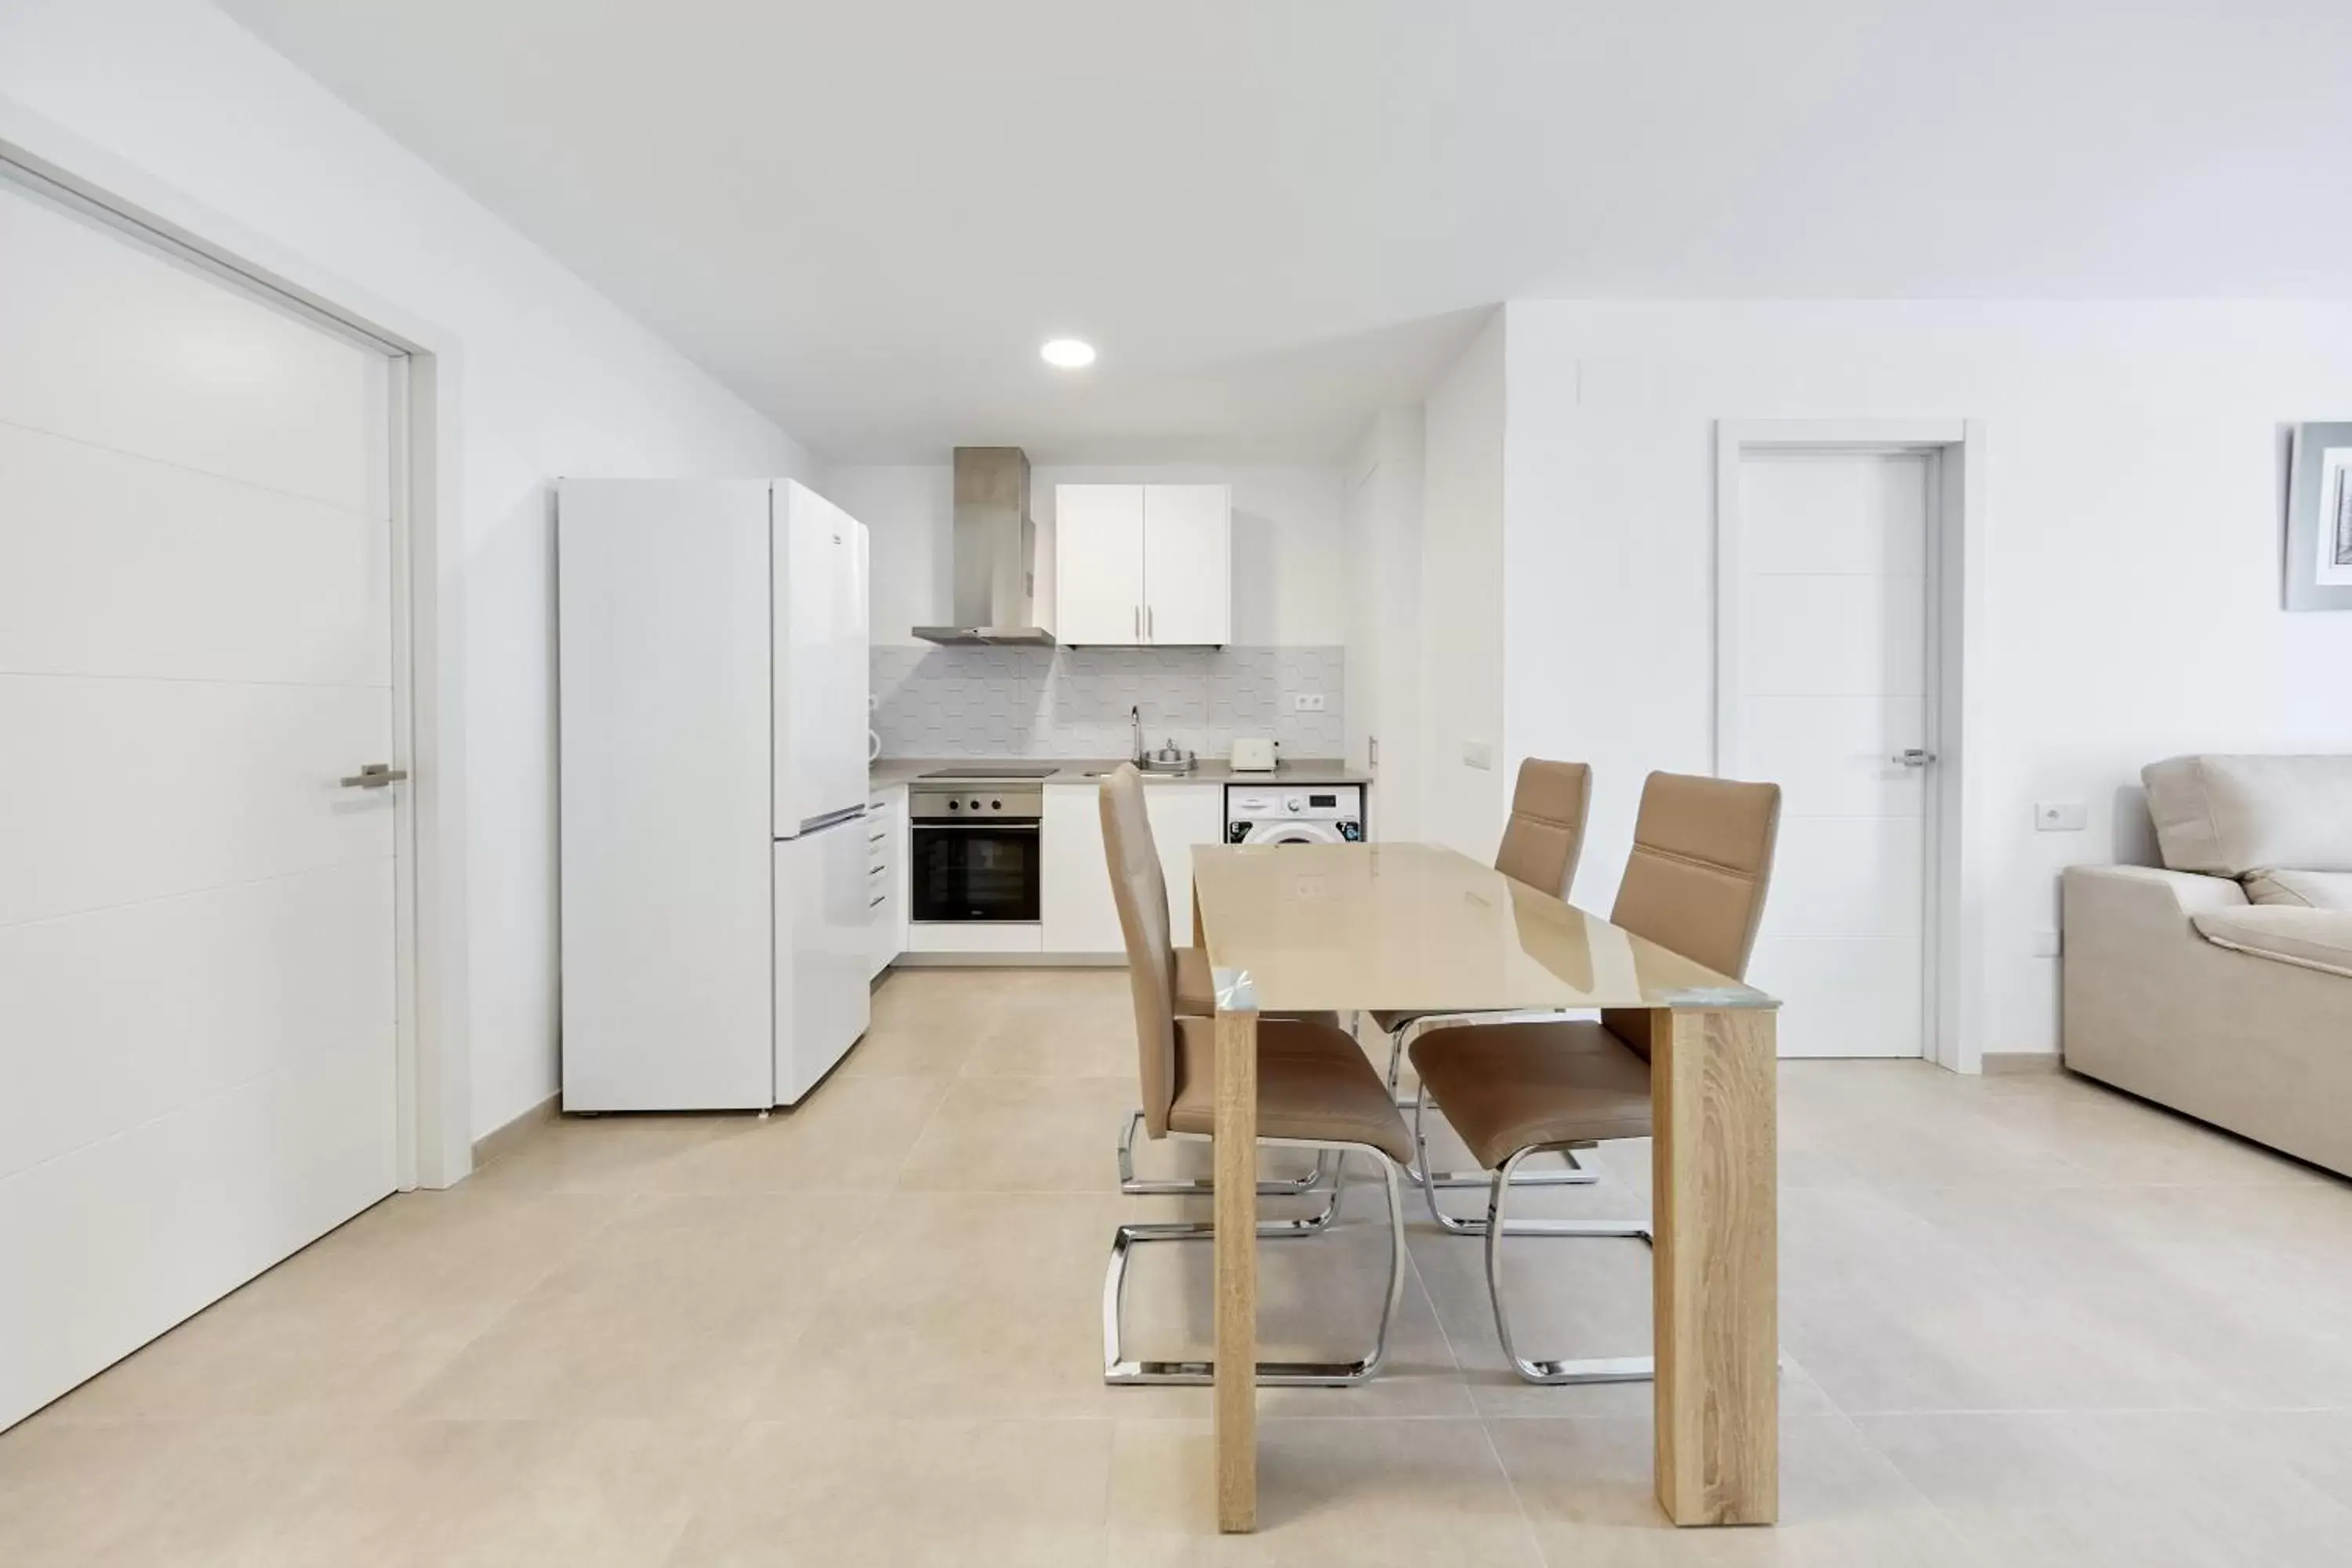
<box><xmin>1054</xmin><ymin>482</ymin><xmax>1230</xmax><ymax>645</ymax></box>
<box><xmin>1053</xmin><ymin>485</ymin><xmax>1146</xmax><ymax>644</ymax></box>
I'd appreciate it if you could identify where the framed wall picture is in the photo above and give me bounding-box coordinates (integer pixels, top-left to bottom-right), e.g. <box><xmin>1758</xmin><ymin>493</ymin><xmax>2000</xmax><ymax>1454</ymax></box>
<box><xmin>2285</xmin><ymin>421</ymin><xmax>2352</xmax><ymax>610</ymax></box>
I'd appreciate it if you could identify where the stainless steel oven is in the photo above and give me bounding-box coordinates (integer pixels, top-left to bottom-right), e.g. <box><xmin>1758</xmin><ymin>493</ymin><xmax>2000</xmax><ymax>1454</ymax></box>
<box><xmin>909</xmin><ymin>782</ymin><xmax>1043</xmax><ymax>923</ymax></box>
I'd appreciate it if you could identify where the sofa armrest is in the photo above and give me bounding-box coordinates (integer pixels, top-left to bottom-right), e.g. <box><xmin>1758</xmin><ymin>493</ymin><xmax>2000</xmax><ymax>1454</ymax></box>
<box><xmin>2063</xmin><ymin>864</ymin><xmax>2248</xmax><ymax>926</ymax></box>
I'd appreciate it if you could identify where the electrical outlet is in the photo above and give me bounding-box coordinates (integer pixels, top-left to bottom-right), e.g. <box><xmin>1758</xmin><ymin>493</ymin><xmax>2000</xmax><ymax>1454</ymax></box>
<box><xmin>2030</xmin><ymin>930</ymin><xmax>2062</xmax><ymax>958</ymax></box>
<box><xmin>1463</xmin><ymin>739</ymin><xmax>1494</xmax><ymax>771</ymax></box>
<box><xmin>2034</xmin><ymin>800</ymin><xmax>2088</xmax><ymax>832</ymax></box>
<box><xmin>1291</xmin><ymin>692</ymin><xmax>1326</xmax><ymax>713</ymax></box>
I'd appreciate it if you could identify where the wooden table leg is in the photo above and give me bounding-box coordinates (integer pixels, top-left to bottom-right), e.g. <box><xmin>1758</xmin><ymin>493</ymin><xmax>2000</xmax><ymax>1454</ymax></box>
<box><xmin>1649</xmin><ymin>1006</ymin><xmax>1778</xmax><ymax>1526</ymax></box>
<box><xmin>1211</xmin><ymin>976</ymin><xmax>1259</xmax><ymax>1533</ymax></box>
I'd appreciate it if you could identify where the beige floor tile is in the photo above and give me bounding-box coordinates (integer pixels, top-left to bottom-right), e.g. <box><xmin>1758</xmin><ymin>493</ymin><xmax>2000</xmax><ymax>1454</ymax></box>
<box><xmin>1105</xmin><ymin>1417</ymin><xmax>1544</xmax><ymax>1563</ymax></box>
<box><xmin>897</xmin><ymin>1074</ymin><xmax>1140</xmax><ymax>1192</ymax></box>
<box><xmin>669</xmin><ymin>1417</ymin><xmax>1112</xmax><ymax>1566</ymax></box>
<box><xmin>958</xmin><ymin>972</ymin><xmax>1142</xmax><ymax>1079</ymax></box>
<box><xmin>408</xmin><ymin>1193</ymin><xmax>880</xmax><ymax>1418</ymax></box>
<box><xmin>249</xmin><ymin>1417</ymin><xmax>735</xmax><ymax>1566</ymax></box>
<box><xmin>1489</xmin><ymin>1411</ymin><xmax>1976</xmax><ymax>1565</ymax></box>
<box><xmin>0</xmin><ymin>1416</ymin><xmax>356</xmax><ymax>1565</ymax></box>
<box><xmin>757</xmin><ymin>1191</ymin><xmax>1204</xmax><ymax>1421</ymax></box>
<box><xmin>831</xmin><ymin>1010</ymin><xmax>978</xmax><ymax>1079</ymax></box>
<box><xmin>465</xmin><ymin>1111</ymin><xmax>761</xmax><ymax>1195</ymax></box>
<box><xmin>1857</xmin><ymin>1410</ymin><xmax>2352</xmax><ymax>1567</ymax></box>
<box><xmin>637</xmin><ymin>1075</ymin><xmax>951</xmax><ymax>1193</ymax></box>
<box><xmin>45</xmin><ymin>1190</ymin><xmax>614</xmax><ymax>1421</ymax></box>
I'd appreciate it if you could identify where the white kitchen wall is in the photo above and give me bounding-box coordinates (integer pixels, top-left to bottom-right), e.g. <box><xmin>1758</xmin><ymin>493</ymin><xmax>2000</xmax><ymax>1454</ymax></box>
<box><xmin>0</xmin><ymin>0</ymin><xmax>814</xmax><ymax>1140</ymax></box>
<box><xmin>1344</xmin><ymin>407</ymin><xmax>1426</xmax><ymax>837</ymax></box>
<box><xmin>1418</xmin><ymin>314</ymin><xmax>1510</xmax><ymax>861</ymax></box>
<box><xmin>1500</xmin><ymin>299</ymin><xmax>2352</xmax><ymax>1059</ymax></box>
<box><xmin>837</xmin><ymin>459</ymin><xmax>1348</xmax><ymax>648</ymax></box>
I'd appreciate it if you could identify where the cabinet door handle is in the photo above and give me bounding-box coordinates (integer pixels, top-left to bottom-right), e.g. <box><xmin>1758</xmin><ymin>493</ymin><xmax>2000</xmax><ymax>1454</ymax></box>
<box><xmin>1133</xmin><ymin>604</ymin><xmax>1141</xmax><ymax>639</ymax></box>
<box><xmin>1147</xmin><ymin>605</ymin><xmax>1153</xmax><ymax>640</ymax></box>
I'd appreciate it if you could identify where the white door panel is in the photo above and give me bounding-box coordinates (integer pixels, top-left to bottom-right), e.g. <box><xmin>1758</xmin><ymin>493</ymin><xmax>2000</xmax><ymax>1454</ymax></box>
<box><xmin>1145</xmin><ymin>784</ymin><xmax>1224</xmax><ymax>933</ymax></box>
<box><xmin>1738</xmin><ymin>575</ymin><xmax>1926</xmax><ymax>697</ymax></box>
<box><xmin>1041</xmin><ymin>784</ymin><xmax>1122</xmax><ymax>954</ymax></box>
<box><xmin>0</xmin><ymin>1027</ymin><xmax>394</xmax><ymax>1426</ymax></box>
<box><xmin>0</xmin><ymin>861</ymin><xmax>395</xmax><ymax>1183</ymax></box>
<box><xmin>0</xmin><ymin>177</ymin><xmax>397</xmax><ymax>1428</ymax></box>
<box><xmin>0</xmin><ymin>190</ymin><xmax>386</xmax><ymax>516</ymax></box>
<box><xmin>0</xmin><ymin>423</ymin><xmax>391</xmax><ymax>686</ymax></box>
<box><xmin>1733</xmin><ymin>450</ymin><xmax>1932</xmax><ymax>1059</ymax></box>
<box><xmin>1745</xmin><ymin>936</ymin><xmax>1925</xmax><ymax>1058</ymax></box>
<box><xmin>1755</xmin><ymin>818</ymin><xmax>1926</xmax><ymax>938</ymax></box>
<box><xmin>0</xmin><ymin>674</ymin><xmax>394</xmax><ymax>927</ymax></box>
<box><xmin>1734</xmin><ymin>695</ymin><xmax>1926</xmax><ymax>820</ymax></box>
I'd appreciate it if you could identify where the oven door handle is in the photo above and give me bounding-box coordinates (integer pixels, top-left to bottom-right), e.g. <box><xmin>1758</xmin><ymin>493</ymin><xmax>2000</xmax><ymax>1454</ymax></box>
<box><xmin>910</xmin><ymin>822</ymin><xmax>1042</xmax><ymax>832</ymax></box>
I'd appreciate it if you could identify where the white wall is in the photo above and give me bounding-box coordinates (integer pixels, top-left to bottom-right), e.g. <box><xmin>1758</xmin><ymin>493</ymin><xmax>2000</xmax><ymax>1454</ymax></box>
<box><xmin>1501</xmin><ymin>299</ymin><xmax>2352</xmax><ymax>1058</ymax></box>
<box><xmin>1417</xmin><ymin>314</ymin><xmax>1510</xmax><ymax>860</ymax></box>
<box><xmin>0</xmin><ymin>0</ymin><xmax>814</xmax><ymax>1139</ymax></box>
<box><xmin>840</xmin><ymin>459</ymin><xmax>1348</xmax><ymax>648</ymax></box>
<box><xmin>1343</xmin><ymin>407</ymin><xmax>1425</xmax><ymax>837</ymax></box>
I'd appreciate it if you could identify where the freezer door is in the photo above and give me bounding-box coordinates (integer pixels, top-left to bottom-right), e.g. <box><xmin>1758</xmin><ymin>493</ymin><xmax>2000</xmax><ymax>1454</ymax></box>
<box><xmin>774</xmin><ymin>815</ymin><xmax>873</xmax><ymax>1104</ymax></box>
<box><xmin>773</xmin><ymin>482</ymin><xmax>871</xmax><ymax>834</ymax></box>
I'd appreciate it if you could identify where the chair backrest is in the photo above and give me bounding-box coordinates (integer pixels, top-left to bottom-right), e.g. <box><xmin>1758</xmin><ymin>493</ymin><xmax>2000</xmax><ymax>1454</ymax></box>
<box><xmin>1601</xmin><ymin>771</ymin><xmax>1781</xmax><ymax>1058</ymax></box>
<box><xmin>1101</xmin><ymin>765</ymin><xmax>1181</xmax><ymax>1134</ymax></box>
<box><xmin>1494</xmin><ymin>757</ymin><xmax>1592</xmax><ymax>900</ymax></box>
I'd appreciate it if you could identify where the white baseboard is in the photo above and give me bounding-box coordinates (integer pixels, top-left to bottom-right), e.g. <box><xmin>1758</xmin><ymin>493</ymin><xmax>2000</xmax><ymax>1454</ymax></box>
<box><xmin>469</xmin><ymin>1091</ymin><xmax>560</xmax><ymax>1170</ymax></box>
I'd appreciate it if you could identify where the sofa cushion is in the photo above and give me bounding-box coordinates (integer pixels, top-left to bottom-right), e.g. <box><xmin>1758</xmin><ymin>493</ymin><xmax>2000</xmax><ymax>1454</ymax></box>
<box><xmin>2192</xmin><ymin>907</ymin><xmax>2352</xmax><ymax>980</ymax></box>
<box><xmin>2142</xmin><ymin>755</ymin><xmax>2352</xmax><ymax>877</ymax></box>
<box><xmin>2243</xmin><ymin>869</ymin><xmax>2352</xmax><ymax>910</ymax></box>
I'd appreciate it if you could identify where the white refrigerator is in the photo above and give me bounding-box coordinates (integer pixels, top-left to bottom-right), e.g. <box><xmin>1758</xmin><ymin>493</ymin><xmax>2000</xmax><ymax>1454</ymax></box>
<box><xmin>557</xmin><ymin>477</ymin><xmax>873</xmax><ymax>1109</ymax></box>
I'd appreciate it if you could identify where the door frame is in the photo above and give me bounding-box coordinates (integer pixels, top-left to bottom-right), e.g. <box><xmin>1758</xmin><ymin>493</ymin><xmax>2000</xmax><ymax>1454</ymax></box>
<box><xmin>1</xmin><ymin>111</ymin><xmax>474</xmax><ymax>1185</ymax></box>
<box><xmin>1712</xmin><ymin>419</ymin><xmax>1988</xmax><ymax>1074</ymax></box>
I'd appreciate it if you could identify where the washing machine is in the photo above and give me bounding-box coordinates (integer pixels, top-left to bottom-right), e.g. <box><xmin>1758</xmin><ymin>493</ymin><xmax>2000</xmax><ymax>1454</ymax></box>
<box><xmin>1225</xmin><ymin>782</ymin><xmax>1365</xmax><ymax>845</ymax></box>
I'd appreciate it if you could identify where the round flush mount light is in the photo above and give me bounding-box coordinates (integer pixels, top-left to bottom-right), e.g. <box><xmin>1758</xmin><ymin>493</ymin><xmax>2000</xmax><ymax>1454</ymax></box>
<box><xmin>1040</xmin><ymin>337</ymin><xmax>1096</xmax><ymax>368</ymax></box>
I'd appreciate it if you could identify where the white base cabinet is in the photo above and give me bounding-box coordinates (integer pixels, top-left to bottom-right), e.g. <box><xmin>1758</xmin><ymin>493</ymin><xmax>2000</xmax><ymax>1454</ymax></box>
<box><xmin>1041</xmin><ymin>781</ymin><xmax>1222</xmax><ymax>954</ymax></box>
<box><xmin>866</xmin><ymin>786</ymin><xmax>906</xmax><ymax>979</ymax></box>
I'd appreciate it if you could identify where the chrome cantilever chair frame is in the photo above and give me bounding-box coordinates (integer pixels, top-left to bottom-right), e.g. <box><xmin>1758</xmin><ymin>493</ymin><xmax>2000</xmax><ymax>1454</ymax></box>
<box><xmin>1116</xmin><ymin>1107</ymin><xmax>1334</xmax><ymax>1200</ymax></box>
<box><xmin>1411</xmin><ymin>1083</ymin><xmax>1655</xmax><ymax>1385</ymax></box>
<box><xmin>1104</xmin><ymin>1136</ymin><xmax>1409</xmax><ymax>1388</ymax></box>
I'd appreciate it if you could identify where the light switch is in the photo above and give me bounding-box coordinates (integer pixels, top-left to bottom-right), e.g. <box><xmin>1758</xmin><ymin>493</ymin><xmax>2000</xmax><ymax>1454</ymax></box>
<box><xmin>2029</xmin><ymin>930</ymin><xmax>2063</xmax><ymax>958</ymax></box>
<box><xmin>2034</xmin><ymin>801</ymin><xmax>2088</xmax><ymax>832</ymax></box>
<box><xmin>1463</xmin><ymin>740</ymin><xmax>1494</xmax><ymax>770</ymax></box>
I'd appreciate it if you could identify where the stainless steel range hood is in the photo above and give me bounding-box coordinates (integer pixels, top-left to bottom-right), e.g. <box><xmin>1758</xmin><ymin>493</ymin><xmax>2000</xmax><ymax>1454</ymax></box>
<box><xmin>913</xmin><ymin>447</ymin><xmax>1054</xmax><ymax>646</ymax></box>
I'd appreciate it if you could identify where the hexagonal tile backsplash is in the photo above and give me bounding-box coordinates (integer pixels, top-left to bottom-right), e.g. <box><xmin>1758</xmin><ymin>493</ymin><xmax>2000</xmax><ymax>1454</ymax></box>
<box><xmin>870</xmin><ymin>644</ymin><xmax>1345</xmax><ymax>760</ymax></box>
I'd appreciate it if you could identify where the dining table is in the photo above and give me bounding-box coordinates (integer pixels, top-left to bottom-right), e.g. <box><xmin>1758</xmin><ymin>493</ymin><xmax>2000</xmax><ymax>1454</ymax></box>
<box><xmin>1189</xmin><ymin>840</ymin><xmax>1781</xmax><ymax>1533</ymax></box>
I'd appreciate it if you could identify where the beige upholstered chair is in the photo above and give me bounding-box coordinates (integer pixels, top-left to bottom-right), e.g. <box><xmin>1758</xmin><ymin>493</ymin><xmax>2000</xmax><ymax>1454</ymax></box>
<box><xmin>1098</xmin><ymin>765</ymin><xmax>1418</xmax><ymax>1387</ymax></box>
<box><xmin>1410</xmin><ymin>771</ymin><xmax>1780</xmax><ymax>1385</ymax></box>
<box><xmin>1368</xmin><ymin>757</ymin><xmax>1595</xmax><ymax>1191</ymax></box>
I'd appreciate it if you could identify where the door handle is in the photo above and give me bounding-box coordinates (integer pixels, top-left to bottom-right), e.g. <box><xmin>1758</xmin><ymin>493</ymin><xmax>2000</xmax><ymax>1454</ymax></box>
<box><xmin>339</xmin><ymin>762</ymin><xmax>408</xmax><ymax>789</ymax></box>
<box><xmin>1147</xmin><ymin>605</ymin><xmax>1153</xmax><ymax>640</ymax></box>
<box><xmin>1133</xmin><ymin>604</ymin><xmax>1142</xmax><ymax>640</ymax></box>
<box><xmin>1891</xmin><ymin>750</ymin><xmax>1936</xmax><ymax>768</ymax></box>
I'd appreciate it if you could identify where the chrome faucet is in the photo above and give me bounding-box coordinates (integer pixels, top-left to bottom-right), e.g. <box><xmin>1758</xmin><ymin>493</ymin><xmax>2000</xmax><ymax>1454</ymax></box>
<box><xmin>1130</xmin><ymin>704</ymin><xmax>1145</xmax><ymax>764</ymax></box>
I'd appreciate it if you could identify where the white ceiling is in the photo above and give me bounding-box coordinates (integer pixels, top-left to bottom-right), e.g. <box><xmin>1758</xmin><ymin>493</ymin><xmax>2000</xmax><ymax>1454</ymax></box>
<box><xmin>220</xmin><ymin>0</ymin><xmax>2352</xmax><ymax>462</ymax></box>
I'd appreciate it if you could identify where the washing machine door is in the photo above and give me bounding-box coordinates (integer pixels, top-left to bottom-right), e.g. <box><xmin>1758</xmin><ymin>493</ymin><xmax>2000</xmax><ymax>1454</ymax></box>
<box><xmin>1243</xmin><ymin>820</ymin><xmax>1345</xmax><ymax>846</ymax></box>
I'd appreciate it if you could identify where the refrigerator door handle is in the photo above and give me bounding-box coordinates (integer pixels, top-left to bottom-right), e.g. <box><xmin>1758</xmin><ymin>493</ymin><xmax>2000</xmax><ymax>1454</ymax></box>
<box><xmin>798</xmin><ymin>804</ymin><xmax>867</xmax><ymax>835</ymax></box>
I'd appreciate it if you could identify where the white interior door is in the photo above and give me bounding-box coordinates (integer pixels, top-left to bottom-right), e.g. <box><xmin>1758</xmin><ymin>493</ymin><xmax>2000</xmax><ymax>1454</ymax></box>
<box><xmin>1729</xmin><ymin>449</ymin><xmax>1933</xmax><ymax>1058</ymax></box>
<box><xmin>1053</xmin><ymin>484</ymin><xmax>1145</xmax><ymax>644</ymax></box>
<box><xmin>1141</xmin><ymin>483</ymin><xmax>1230</xmax><ymax>645</ymax></box>
<box><xmin>0</xmin><ymin>176</ymin><xmax>400</xmax><ymax>1428</ymax></box>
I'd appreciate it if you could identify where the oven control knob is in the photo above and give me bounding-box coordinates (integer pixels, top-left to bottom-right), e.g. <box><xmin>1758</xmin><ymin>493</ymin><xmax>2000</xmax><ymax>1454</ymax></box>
<box><xmin>946</xmin><ymin>800</ymin><xmax>960</xmax><ymax>810</ymax></box>
<box><xmin>968</xmin><ymin>798</ymin><xmax>982</xmax><ymax>811</ymax></box>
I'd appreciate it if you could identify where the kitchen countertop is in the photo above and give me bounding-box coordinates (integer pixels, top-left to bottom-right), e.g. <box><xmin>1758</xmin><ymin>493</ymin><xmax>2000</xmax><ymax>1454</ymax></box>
<box><xmin>868</xmin><ymin>757</ymin><xmax>1373</xmax><ymax>791</ymax></box>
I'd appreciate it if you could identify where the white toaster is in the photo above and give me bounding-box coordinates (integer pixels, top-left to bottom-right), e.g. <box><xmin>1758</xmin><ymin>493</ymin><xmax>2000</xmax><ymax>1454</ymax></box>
<box><xmin>1229</xmin><ymin>737</ymin><xmax>1277</xmax><ymax>772</ymax></box>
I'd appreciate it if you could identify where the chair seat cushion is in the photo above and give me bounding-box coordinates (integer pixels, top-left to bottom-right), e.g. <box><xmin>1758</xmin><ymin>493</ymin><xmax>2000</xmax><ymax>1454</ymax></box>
<box><xmin>1172</xmin><ymin>945</ymin><xmax>1335</xmax><ymax>1028</ymax></box>
<box><xmin>1409</xmin><ymin>1020</ymin><xmax>1653</xmax><ymax>1171</ymax></box>
<box><xmin>1168</xmin><ymin>1016</ymin><xmax>1414</xmax><ymax>1163</ymax></box>
<box><xmin>2193</xmin><ymin>907</ymin><xmax>2352</xmax><ymax>980</ymax></box>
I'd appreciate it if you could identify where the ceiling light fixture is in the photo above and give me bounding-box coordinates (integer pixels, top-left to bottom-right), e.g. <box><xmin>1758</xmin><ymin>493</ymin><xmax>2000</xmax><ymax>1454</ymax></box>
<box><xmin>1040</xmin><ymin>337</ymin><xmax>1096</xmax><ymax>368</ymax></box>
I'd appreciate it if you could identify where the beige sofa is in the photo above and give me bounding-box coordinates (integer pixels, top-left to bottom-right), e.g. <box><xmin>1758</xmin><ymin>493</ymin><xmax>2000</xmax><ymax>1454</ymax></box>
<box><xmin>2063</xmin><ymin>755</ymin><xmax>2352</xmax><ymax>1177</ymax></box>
